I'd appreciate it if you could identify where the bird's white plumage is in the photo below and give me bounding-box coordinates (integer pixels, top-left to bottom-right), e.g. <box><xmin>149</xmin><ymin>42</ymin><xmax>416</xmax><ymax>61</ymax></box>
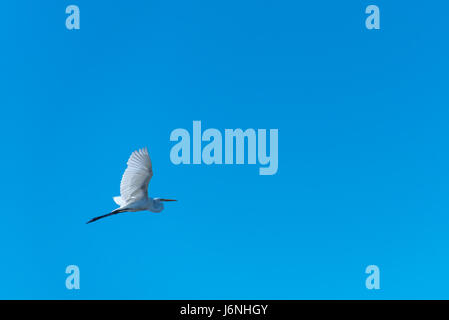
<box><xmin>113</xmin><ymin>196</ymin><xmax>125</xmax><ymax>206</ymax></box>
<box><xmin>118</xmin><ymin>147</ymin><xmax>153</xmax><ymax>205</ymax></box>
<box><xmin>86</xmin><ymin>147</ymin><xmax>176</xmax><ymax>223</ymax></box>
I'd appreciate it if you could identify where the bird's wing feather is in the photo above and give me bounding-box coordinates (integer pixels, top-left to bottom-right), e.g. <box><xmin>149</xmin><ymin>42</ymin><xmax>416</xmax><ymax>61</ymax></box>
<box><xmin>119</xmin><ymin>147</ymin><xmax>153</xmax><ymax>204</ymax></box>
<box><xmin>113</xmin><ymin>196</ymin><xmax>125</xmax><ymax>206</ymax></box>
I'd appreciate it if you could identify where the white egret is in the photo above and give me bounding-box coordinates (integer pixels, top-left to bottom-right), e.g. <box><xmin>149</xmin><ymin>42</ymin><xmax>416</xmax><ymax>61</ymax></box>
<box><xmin>87</xmin><ymin>147</ymin><xmax>176</xmax><ymax>224</ymax></box>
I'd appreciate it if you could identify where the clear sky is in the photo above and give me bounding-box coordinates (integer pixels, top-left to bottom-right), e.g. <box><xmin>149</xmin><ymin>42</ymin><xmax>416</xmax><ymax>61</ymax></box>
<box><xmin>1</xmin><ymin>1</ymin><xmax>448</xmax><ymax>299</ymax></box>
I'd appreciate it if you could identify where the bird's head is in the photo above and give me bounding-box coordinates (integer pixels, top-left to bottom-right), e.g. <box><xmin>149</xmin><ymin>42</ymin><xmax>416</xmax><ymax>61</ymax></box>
<box><xmin>152</xmin><ymin>198</ymin><xmax>177</xmax><ymax>213</ymax></box>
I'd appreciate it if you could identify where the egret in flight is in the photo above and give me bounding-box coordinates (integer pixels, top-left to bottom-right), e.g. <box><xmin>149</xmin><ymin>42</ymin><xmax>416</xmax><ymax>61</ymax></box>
<box><xmin>87</xmin><ymin>147</ymin><xmax>176</xmax><ymax>224</ymax></box>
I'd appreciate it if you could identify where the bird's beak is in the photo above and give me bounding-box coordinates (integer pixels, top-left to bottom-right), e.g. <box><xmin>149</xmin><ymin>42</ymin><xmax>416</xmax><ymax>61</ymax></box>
<box><xmin>160</xmin><ymin>199</ymin><xmax>177</xmax><ymax>202</ymax></box>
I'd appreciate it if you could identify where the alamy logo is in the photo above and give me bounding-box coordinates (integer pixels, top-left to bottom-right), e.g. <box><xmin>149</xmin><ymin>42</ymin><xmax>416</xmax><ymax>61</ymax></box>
<box><xmin>65</xmin><ymin>265</ymin><xmax>80</xmax><ymax>290</ymax></box>
<box><xmin>365</xmin><ymin>5</ymin><xmax>380</xmax><ymax>30</ymax></box>
<box><xmin>365</xmin><ymin>265</ymin><xmax>380</xmax><ymax>290</ymax></box>
<box><xmin>169</xmin><ymin>121</ymin><xmax>278</xmax><ymax>175</ymax></box>
<box><xmin>65</xmin><ymin>5</ymin><xmax>80</xmax><ymax>30</ymax></box>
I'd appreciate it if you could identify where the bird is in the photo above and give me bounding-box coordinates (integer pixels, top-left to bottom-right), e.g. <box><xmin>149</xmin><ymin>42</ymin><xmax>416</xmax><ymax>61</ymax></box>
<box><xmin>87</xmin><ymin>147</ymin><xmax>176</xmax><ymax>224</ymax></box>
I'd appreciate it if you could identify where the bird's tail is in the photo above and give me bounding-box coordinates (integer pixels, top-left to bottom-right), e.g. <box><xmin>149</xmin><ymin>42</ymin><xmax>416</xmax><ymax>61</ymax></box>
<box><xmin>86</xmin><ymin>208</ymin><xmax>127</xmax><ymax>224</ymax></box>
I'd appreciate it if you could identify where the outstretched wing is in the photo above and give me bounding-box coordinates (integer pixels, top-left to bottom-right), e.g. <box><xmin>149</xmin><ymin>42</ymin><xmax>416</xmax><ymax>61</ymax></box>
<box><xmin>119</xmin><ymin>147</ymin><xmax>153</xmax><ymax>205</ymax></box>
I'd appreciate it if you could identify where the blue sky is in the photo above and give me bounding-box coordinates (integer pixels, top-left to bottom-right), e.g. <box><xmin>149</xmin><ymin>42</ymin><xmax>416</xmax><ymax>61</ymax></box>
<box><xmin>1</xmin><ymin>1</ymin><xmax>449</xmax><ymax>299</ymax></box>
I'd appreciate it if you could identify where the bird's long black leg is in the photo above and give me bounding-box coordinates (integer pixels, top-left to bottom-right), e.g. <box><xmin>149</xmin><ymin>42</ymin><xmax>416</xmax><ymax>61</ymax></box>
<box><xmin>86</xmin><ymin>209</ymin><xmax>126</xmax><ymax>224</ymax></box>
